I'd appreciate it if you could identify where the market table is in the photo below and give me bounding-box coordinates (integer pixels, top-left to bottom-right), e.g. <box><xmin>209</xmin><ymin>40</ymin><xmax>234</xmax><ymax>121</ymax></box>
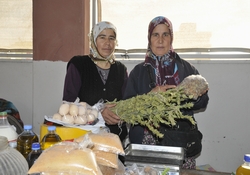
<box><xmin>180</xmin><ymin>169</ymin><xmax>231</xmax><ymax>175</ymax></box>
<box><xmin>124</xmin><ymin>144</ymin><xmax>233</xmax><ymax>175</ymax></box>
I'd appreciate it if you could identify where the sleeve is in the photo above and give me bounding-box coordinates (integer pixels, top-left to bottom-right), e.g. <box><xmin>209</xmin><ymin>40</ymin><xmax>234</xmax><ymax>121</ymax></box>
<box><xmin>192</xmin><ymin>91</ymin><xmax>209</xmax><ymax>110</ymax></box>
<box><xmin>191</xmin><ymin>68</ymin><xmax>209</xmax><ymax>110</ymax></box>
<box><xmin>62</xmin><ymin>63</ymin><xmax>82</xmax><ymax>102</ymax></box>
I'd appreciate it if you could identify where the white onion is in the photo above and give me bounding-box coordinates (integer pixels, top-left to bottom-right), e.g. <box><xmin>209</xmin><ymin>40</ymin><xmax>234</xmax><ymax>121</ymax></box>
<box><xmin>69</xmin><ymin>104</ymin><xmax>79</xmax><ymax>116</ymax></box>
<box><xmin>62</xmin><ymin>114</ymin><xmax>74</xmax><ymax>124</ymax></box>
<box><xmin>87</xmin><ymin>108</ymin><xmax>92</xmax><ymax>114</ymax></box>
<box><xmin>78</xmin><ymin>105</ymin><xmax>86</xmax><ymax>116</ymax></box>
<box><xmin>90</xmin><ymin>109</ymin><xmax>98</xmax><ymax>118</ymax></box>
<box><xmin>87</xmin><ymin>114</ymin><xmax>96</xmax><ymax>123</ymax></box>
<box><xmin>52</xmin><ymin>113</ymin><xmax>62</xmax><ymax>121</ymax></box>
<box><xmin>74</xmin><ymin>115</ymin><xmax>87</xmax><ymax>125</ymax></box>
<box><xmin>79</xmin><ymin>102</ymin><xmax>87</xmax><ymax>108</ymax></box>
<box><xmin>59</xmin><ymin>103</ymin><xmax>70</xmax><ymax>115</ymax></box>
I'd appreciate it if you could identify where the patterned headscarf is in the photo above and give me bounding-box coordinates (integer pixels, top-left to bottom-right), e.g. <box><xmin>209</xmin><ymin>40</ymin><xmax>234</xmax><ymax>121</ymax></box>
<box><xmin>89</xmin><ymin>21</ymin><xmax>117</xmax><ymax>64</ymax></box>
<box><xmin>147</xmin><ymin>16</ymin><xmax>174</xmax><ymax>52</ymax></box>
<box><xmin>144</xmin><ymin>16</ymin><xmax>180</xmax><ymax>86</ymax></box>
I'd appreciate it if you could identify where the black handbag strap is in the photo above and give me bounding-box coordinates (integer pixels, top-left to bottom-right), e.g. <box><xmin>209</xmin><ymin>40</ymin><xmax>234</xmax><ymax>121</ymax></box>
<box><xmin>146</xmin><ymin>65</ymin><xmax>156</xmax><ymax>88</ymax></box>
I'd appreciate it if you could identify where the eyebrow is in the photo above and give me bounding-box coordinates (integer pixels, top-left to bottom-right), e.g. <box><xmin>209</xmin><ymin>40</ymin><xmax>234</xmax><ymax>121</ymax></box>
<box><xmin>98</xmin><ymin>34</ymin><xmax>106</xmax><ymax>36</ymax></box>
<box><xmin>98</xmin><ymin>34</ymin><xmax>116</xmax><ymax>38</ymax></box>
<box><xmin>151</xmin><ymin>32</ymin><xmax>170</xmax><ymax>37</ymax></box>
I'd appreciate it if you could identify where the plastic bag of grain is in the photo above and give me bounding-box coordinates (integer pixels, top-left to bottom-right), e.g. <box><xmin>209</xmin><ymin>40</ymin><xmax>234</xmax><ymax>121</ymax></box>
<box><xmin>75</xmin><ymin>132</ymin><xmax>125</xmax><ymax>155</ymax></box>
<box><xmin>98</xmin><ymin>159</ymin><xmax>125</xmax><ymax>175</ymax></box>
<box><xmin>93</xmin><ymin>150</ymin><xmax>119</xmax><ymax>168</ymax></box>
<box><xmin>27</xmin><ymin>142</ymin><xmax>102</xmax><ymax>175</ymax></box>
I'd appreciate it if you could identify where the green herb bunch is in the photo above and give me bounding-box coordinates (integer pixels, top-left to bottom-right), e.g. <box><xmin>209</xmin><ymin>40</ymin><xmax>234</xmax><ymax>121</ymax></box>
<box><xmin>107</xmin><ymin>87</ymin><xmax>195</xmax><ymax>138</ymax></box>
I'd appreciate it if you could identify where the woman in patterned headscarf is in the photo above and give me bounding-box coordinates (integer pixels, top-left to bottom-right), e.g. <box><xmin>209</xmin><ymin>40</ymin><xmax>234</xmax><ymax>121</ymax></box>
<box><xmin>63</xmin><ymin>21</ymin><xmax>128</xmax><ymax>145</ymax></box>
<box><xmin>123</xmin><ymin>16</ymin><xmax>209</xmax><ymax>169</ymax></box>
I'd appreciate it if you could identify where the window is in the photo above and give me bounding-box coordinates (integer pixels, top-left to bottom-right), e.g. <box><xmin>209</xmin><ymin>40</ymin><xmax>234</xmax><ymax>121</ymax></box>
<box><xmin>0</xmin><ymin>0</ymin><xmax>32</xmax><ymax>59</ymax></box>
<box><xmin>1</xmin><ymin>0</ymin><xmax>250</xmax><ymax>60</ymax></box>
<box><xmin>100</xmin><ymin>0</ymin><xmax>250</xmax><ymax>60</ymax></box>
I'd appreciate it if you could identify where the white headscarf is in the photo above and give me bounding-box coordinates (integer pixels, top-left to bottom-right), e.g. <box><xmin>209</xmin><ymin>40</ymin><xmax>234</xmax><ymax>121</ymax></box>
<box><xmin>89</xmin><ymin>21</ymin><xmax>117</xmax><ymax>64</ymax></box>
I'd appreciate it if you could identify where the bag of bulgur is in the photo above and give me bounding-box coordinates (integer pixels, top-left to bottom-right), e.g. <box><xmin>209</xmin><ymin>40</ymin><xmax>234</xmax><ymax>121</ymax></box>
<box><xmin>98</xmin><ymin>159</ymin><xmax>125</xmax><ymax>175</ymax></box>
<box><xmin>94</xmin><ymin>150</ymin><xmax>118</xmax><ymax>169</ymax></box>
<box><xmin>76</xmin><ymin>132</ymin><xmax>125</xmax><ymax>155</ymax></box>
<box><xmin>27</xmin><ymin>142</ymin><xmax>102</xmax><ymax>175</ymax></box>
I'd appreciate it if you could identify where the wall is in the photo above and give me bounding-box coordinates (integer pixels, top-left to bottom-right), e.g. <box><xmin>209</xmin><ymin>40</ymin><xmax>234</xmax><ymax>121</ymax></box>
<box><xmin>0</xmin><ymin>59</ymin><xmax>249</xmax><ymax>172</ymax></box>
<box><xmin>33</xmin><ymin>0</ymin><xmax>90</xmax><ymax>61</ymax></box>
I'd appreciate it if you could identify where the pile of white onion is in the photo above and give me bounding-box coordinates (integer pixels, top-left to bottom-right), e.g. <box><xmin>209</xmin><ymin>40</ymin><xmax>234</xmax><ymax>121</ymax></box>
<box><xmin>52</xmin><ymin>102</ymin><xmax>98</xmax><ymax>125</ymax></box>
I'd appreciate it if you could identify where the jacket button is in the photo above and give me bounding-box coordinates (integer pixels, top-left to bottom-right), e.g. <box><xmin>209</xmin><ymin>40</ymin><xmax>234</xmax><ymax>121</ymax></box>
<box><xmin>103</xmin><ymin>88</ymin><xmax>106</xmax><ymax>91</ymax></box>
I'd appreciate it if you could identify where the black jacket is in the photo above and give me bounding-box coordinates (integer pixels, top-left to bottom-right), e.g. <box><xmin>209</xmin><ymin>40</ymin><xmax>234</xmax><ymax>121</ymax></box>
<box><xmin>65</xmin><ymin>55</ymin><xmax>128</xmax><ymax>142</ymax></box>
<box><xmin>123</xmin><ymin>52</ymin><xmax>209</xmax><ymax>144</ymax></box>
<box><xmin>68</xmin><ymin>55</ymin><xmax>127</xmax><ymax>105</ymax></box>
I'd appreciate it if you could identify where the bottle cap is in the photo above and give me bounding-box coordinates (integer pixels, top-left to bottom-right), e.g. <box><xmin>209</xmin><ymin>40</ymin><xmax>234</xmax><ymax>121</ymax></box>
<box><xmin>0</xmin><ymin>111</ymin><xmax>7</xmax><ymax>116</ymax></box>
<box><xmin>32</xmin><ymin>142</ymin><xmax>41</xmax><ymax>150</ymax></box>
<box><xmin>24</xmin><ymin>125</ymin><xmax>32</xmax><ymax>130</ymax></box>
<box><xmin>47</xmin><ymin>126</ymin><xmax>56</xmax><ymax>131</ymax></box>
<box><xmin>244</xmin><ymin>154</ymin><xmax>250</xmax><ymax>162</ymax></box>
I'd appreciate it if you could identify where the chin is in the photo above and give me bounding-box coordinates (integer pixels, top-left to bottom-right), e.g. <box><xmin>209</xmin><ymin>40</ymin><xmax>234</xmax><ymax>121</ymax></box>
<box><xmin>155</xmin><ymin>53</ymin><xmax>165</xmax><ymax>57</ymax></box>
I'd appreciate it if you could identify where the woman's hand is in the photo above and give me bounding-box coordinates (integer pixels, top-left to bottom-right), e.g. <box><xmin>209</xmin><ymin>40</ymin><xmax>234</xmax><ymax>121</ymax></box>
<box><xmin>151</xmin><ymin>84</ymin><xmax>176</xmax><ymax>93</ymax></box>
<box><xmin>101</xmin><ymin>104</ymin><xmax>121</xmax><ymax>125</ymax></box>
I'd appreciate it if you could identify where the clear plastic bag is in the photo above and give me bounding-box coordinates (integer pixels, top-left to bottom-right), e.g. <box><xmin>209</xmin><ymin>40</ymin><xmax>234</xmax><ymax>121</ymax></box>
<box><xmin>28</xmin><ymin>142</ymin><xmax>102</xmax><ymax>175</ymax></box>
<box><xmin>45</xmin><ymin>100</ymin><xmax>106</xmax><ymax>133</ymax></box>
<box><xmin>124</xmin><ymin>164</ymin><xmax>159</xmax><ymax>175</ymax></box>
<box><xmin>124</xmin><ymin>163</ymin><xmax>140</xmax><ymax>175</ymax></box>
<box><xmin>94</xmin><ymin>150</ymin><xmax>119</xmax><ymax>169</ymax></box>
<box><xmin>98</xmin><ymin>159</ymin><xmax>125</xmax><ymax>175</ymax></box>
<box><xmin>83</xmin><ymin>132</ymin><xmax>125</xmax><ymax>155</ymax></box>
<box><xmin>177</xmin><ymin>74</ymin><xmax>209</xmax><ymax>100</ymax></box>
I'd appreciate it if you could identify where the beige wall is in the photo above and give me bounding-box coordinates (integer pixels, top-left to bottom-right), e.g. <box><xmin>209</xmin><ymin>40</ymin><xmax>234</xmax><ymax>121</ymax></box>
<box><xmin>33</xmin><ymin>0</ymin><xmax>90</xmax><ymax>62</ymax></box>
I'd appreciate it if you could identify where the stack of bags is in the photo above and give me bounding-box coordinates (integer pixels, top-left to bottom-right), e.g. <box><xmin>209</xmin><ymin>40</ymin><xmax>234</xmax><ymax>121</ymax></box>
<box><xmin>27</xmin><ymin>132</ymin><xmax>125</xmax><ymax>175</ymax></box>
<box><xmin>75</xmin><ymin>132</ymin><xmax>125</xmax><ymax>174</ymax></box>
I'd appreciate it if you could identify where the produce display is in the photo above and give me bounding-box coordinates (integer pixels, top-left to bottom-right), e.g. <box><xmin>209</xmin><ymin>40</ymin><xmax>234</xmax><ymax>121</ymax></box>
<box><xmin>74</xmin><ymin>132</ymin><xmax>126</xmax><ymax>174</ymax></box>
<box><xmin>28</xmin><ymin>131</ymin><xmax>182</xmax><ymax>175</ymax></box>
<box><xmin>31</xmin><ymin>74</ymin><xmax>209</xmax><ymax>175</ymax></box>
<box><xmin>28</xmin><ymin>132</ymin><xmax>127</xmax><ymax>175</ymax></box>
<box><xmin>27</xmin><ymin>142</ymin><xmax>102</xmax><ymax>175</ymax></box>
<box><xmin>107</xmin><ymin>74</ymin><xmax>209</xmax><ymax>138</ymax></box>
<box><xmin>52</xmin><ymin>102</ymin><xmax>99</xmax><ymax>125</ymax></box>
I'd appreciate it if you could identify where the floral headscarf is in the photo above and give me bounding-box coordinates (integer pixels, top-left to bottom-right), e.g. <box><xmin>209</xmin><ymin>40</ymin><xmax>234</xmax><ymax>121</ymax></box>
<box><xmin>144</xmin><ymin>16</ymin><xmax>180</xmax><ymax>86</ymax></box>
<box><xmin>147</xmin><ymin>16</ymin><xmax>174</xmax><ymax>52</ymax></box>
<box><xmin>89</xmin><ymin>21</ymin><xmax>117</xmax><ymax>64</ymax></box>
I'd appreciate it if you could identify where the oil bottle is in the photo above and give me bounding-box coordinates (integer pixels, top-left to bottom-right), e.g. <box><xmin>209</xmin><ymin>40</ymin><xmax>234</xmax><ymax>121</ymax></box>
<box><xmin>41</xmin><ymin>125</ymin><xmax>61</xmax><ymax>150</ymax></box>
<box><xmin>236</xmin><ymin>154</ymin><xmax>250</xmax><ymax>175</ymax></box>
<box><xmin>16</xmin><ymin>124</ymin><xmax>39</xmax><ymax>158</ymax></box>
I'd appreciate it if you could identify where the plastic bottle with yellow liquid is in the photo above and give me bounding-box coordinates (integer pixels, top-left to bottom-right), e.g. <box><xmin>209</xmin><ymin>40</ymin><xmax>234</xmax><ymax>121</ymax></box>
<box><xmin>41</xmin><ymin>126</ymin><xmax>61</xmax><ymax>150</ymax></box>
<box><xmin>236</xmin><ymin>154</ymin><xmax>250</xmax><ymax>175</ymax></box>
<box><xmin>16</xmin><ymin>124</ymin><xmax>39</xmax><ymax>158</ymax></box>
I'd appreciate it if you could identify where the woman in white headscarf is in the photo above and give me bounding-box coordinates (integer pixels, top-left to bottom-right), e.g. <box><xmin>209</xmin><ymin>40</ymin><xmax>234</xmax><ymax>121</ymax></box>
<box><xmin>62</xmin><ymin>21</ymin><xmax>128</xmax><ymax>143</ymax></box>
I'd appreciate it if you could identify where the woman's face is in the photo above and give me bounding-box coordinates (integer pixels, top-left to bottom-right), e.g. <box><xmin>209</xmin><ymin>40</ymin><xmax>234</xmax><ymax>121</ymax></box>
<box><xmin>96</xmin><ymin>29</ymin><xmax>116</xmax><ymax>58</ymax></box>
<box><xmin>150</xmin><ymin>24</ymin><xmax>171</xmax><ymax>56</ymax></box>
